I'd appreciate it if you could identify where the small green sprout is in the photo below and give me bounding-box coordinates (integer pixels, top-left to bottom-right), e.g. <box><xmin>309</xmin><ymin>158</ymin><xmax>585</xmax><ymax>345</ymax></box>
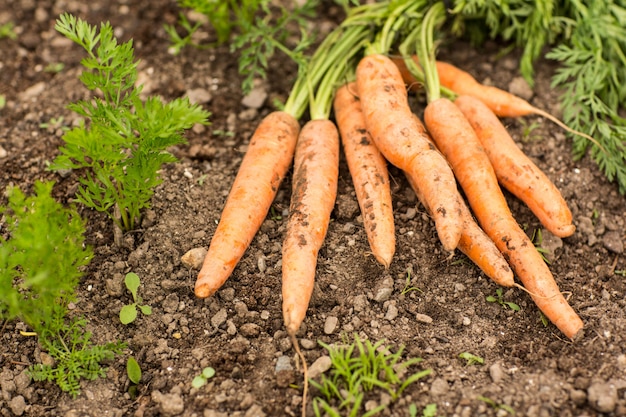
<box><xmin>477</xmin><ymin>396</ymin><xmax>515</xmax><ymax>415</ymax></box>
<box><xmin>518</xmin><ymin>119</ymin><xmax>542</xmax><ymax>142</ymax></box>
<box><xmin>44</xmin><ymin>62</ymin><xmax>65</xmax><ymax>73</ymax></box>
<box><xmin>39</xmin><ymin>116</ymin><xmax>69</xmax><ymax>132</ymax></box>
<box><xmin>421</xmin><ymin>403</ymin><xmax>438</xmax><ymax>417</ymax></box>
<box><xmin>126</xmin><ymin>356</ymin><xmax>142</xmax><ymax>384</ymax></box>
<box><xmin>311</xmin><ymin>334</ymin><xmax>432</xmax><ymax>416</ymax></box>
<box><xmin>119</xmin><ymin>272</ymin><xmax>152</xmax><ymax>325</ymax></box>
<box><xmin>0</xmin><ymin>22</ymin><xmax>17</xmax><ymax>40</ymax></box>
<box><xmin>531</xmin><ymin>228</ymin><xmax>551</xmax><ymax>264</ymax></box>
<box><xmin>0</xmin><ymin>94</ymin><xmax>6</xmax><ymax>109</ymax></box>
<box><xmin>401</xmin><ymin>270</ymin><xmax>422</xmax><ymax>296</ymax></box>
<box><xmin>486</xmin><ymin>288</ymin><xmax>520</xmax><ymax>312</ymax></box>
<box><xmin>192</xmin><ymin>367</ymin><xmax>216</xmax><ymax>389</ymax></box>
<box><xmin>459</xmin><ymin>352</ymin><xmax>484</xmax><ymax>366</ymax></box>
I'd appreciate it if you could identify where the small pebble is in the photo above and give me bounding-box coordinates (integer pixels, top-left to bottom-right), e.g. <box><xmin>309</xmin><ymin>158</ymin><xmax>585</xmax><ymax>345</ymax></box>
<box><xmin>300</xmin><ymin>339</ymin><xmax>317</xmax><ymax>350</ymax></box>
<box><xmin>602</xmin><ymin>231</ymin><xmax>624</xmax><ymax>254</ymax></box>
<box><xmin>241</xmin><ymin>86</ymin><xmax>268</xmax><ymax>109</ymax></box>
<box><xmin>489</xmin><ymin>363</ymin><xmax>505</xmax><ymax>383</ymax></box>
<box><xmin>211</xmin><ymin>308</ymin><xmax>227</xmax><ymax>328</ymax></box>
<box><xmin>308</xmin><ymin>355</ymin><xmax>332</xmax><ymax>379</ymax></box>
<box><xmin>151</xmin><ymin>390</ymin><xmax>185</xmax><ymax>416</ymax></box>
<box><xmin>587</xmin><ymin>381</ymin><xmax>618</xmax><ymax>413</ymax></box>
<box><xmin>186</xmin><ymin>88</ymin><xmax>212</xmax><ymax>104</ymax></box>
<box><xmin>430</xmin><ymin>377</ymin><xmax>449</xmax><ymax>396</ymax></box>
<box><xmin>181</xmin><ymin>247</ymin><xmax>207</xmax><ymax>269</ymax></box>
<box><xmin>324</xmin><ymin>316</ymin><xmax>338</xmax><ymax>334</ymax></box>
<box><xmin>415</xmin><ymin>313</ymin><xmax>433</xmax><ymax>324</ymax></box>
<box><xmin>275</xmin><ymin>356</ymin><xmax>294</xmax><ymax>388</ymax></box>
<box><xmin>9</xmin><ymin>395</ymin><xmax>26</xmax><ymax>416</ymax></box>
<box><xmin>385</xmin><ymin>304</ymin><xmax>398</xmax><ymax>321</ymax></box>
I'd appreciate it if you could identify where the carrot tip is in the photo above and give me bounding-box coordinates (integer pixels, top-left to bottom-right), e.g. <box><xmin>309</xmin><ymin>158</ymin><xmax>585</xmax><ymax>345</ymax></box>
<box><xmin>553</xmin><ymin>224</ymin><xmax>576</xmax><ymax>238</ymax></box>
<box><xmin>194</xmin><ymin>284</ymin><xmax>212</xmax><ymax>298</ymax></box>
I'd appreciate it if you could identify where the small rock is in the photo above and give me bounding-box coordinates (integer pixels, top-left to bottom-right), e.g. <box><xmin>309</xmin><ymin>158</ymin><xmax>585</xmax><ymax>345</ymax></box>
<box><xmin>105</xmin><ymin>274</ymin><xmax>125</xmax><ymax>297</ymax></box>
<box><xmin>587</xmin><ymin>381</ymin><xmax>618</xmax><ymax>413</ymax></box>
<box><xmin>239</xmin><ymin>323</ymin><xmax>261</xmax><ymax>338</ymax></box>
<box><xmin>415</xmin><ymin>313</ymin><xmax>433</xmax><ymax>324</ymax></box>
<box><xmin>204</xmin><ymin>410</ymin><xmax>228</xmax><ymax>417</ymax></box>
<box><xmin>151</xmin><ymin>390</ymin><xmax>185</xmax><ymax>416</ymax></box>
<box><xmin>181</xmin><ymin>247</ymin><xmax>207</xmax><ymax>269</ymax></box>
<box><xmin>219</xmin><ymin>287</ymin><xmax>235</xmax><ymax>302</ymax></box>
<box><xmin>539</xmin><ymin>230</ymin><xmax>563</xmax><ymax>263</ymax></box>
<box><xmin>352</xmin><ymin>294</ymin><xmax>369</xmax><ymax>312</ymax></box>
<box><xmin>229</xmin><ymin>336</ymin><xmax>251</xmax><ymax>354</ymax></box>
<box><xmin>385</xmin><ymin>304</ymin><xmax>398</xmax><ymax>321</ymax></box>
<box><xmin>186</xmin><ymin>88</ymin><xmax>212</xmax><ymax>104</ymax></box>
<box><xmin>162</xmin><ymin>293</ymin><xmax>180</xmax><ymax>314</ymax></box>
<box><xmin>211</xmin><ymin>308</ymin><xmax>227</xmax><ymax>328</ymax></box>
<box><xmin>14</xmin><ymin>371</ymin><xmax>31</xmax><ymax>394</ymax></box>
<box><xmin>9</xmin><ymin>395</ymin><xmax>26</xmax><ymax>416</ymax></box>
<box><xmin>308</xmin><ymin>355</ymin><xmax>332</xmax><ymax>379</ymax></box>
<box><xmin>300</xmin><ymin>339</ymin><xmax>316</xmax><ymax>350</ymax></box>
<box><xmin>241</xmin><ymin>86</ymin><xmax>268</xmax><ymax>109</ymax></box>
<box><xmin>0</xmin><ymin>146</ymin><xmax>7</xmax><ymax>158</ymax></box>
<box><xmin>489</xmin><ymin>363</ymin><xmax>505</xmax><ymax>383</ymax></box>
<box><xmin>244</xmin><ymin>404</ymin><xmax>266</xmax><ymax>417</ymax></box>
<box><xmin>239</xmin><ymin>108</ymin><xmax>258</xmax><ymax>121</ymax></box>
<box><xmin>275</xmin><ymin>356</ymin><xmax>294</xmax><ymax>388</ymax></box>
<box><xmin>324</xmin><ymin>316</ymin><xmax>339</xmax><ymax>334</ymax></box>
<box><xmin>18</xmin><ymin>82</ymin><xmax>46</xmax><ymax>101</ymax></box>
<box><xmin>430</xmin><ymin>377</ymin><xmax>449</xmax><ymax>396</ymax></box>
<box><xmin>602</xmin><ymin>231</ymin><xmax>624</xmax><ymax>254</ymax></box>
<box><xmin>570</xmin><ymin>389</ymin><xmax>587</xmax><ymax>406</ymax></box>
<box><xmin>374</xmin><ymin>287</ymin><xmax>393</xmax><ymax>303</ymax></box>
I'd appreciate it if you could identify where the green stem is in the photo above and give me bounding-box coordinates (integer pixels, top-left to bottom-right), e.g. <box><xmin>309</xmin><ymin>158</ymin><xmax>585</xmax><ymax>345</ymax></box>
<box><xmin>368</xmin><ymin>0</ymin><xmax>427</xmax><ymax>56</ymax></box>
<box><xmin>415</xmin><ymin>1</ymin><xmax>447</xmax><ymax>103</ymax></box>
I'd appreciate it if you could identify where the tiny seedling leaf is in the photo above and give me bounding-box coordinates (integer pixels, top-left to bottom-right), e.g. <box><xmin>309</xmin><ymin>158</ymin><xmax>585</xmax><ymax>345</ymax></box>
<box><xmin>459</xmin><ymin>352</ymin><xmax>484</xmax><ymax>366</ymax></box>
<box><xmin>139</xmin><ymin>305</ymin><xmax>152</xmax><ymax>316</ymax></box>
<box><xmin>124</xmin><ymin>272</ymin><xmax>141</xmax><ymax>299</ymax></box>
<box><xmin>120</xmin><ymin>304</ymin><xmax>138</xmax><ymax>325</ymax></box>
<box><xmin>192</xmin><ymin>375</ymin><xmax>207</xmax><ymax>389</ymax></box>
<box><xmin>126</xmin><ymin>356</ymin><xmax>142</xmax><ymax>384</ymax></box>
<box><xmin>202</xmin><ymin>367</ymin><xmax>216</xmax><ymax>379</ymax></box>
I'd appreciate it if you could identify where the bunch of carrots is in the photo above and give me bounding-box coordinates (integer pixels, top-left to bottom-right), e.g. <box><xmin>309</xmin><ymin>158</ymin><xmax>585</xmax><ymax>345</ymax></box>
<box><xmin>194</xmin><ymin>0</ymin><xmax>585</xmax><ymax>368</ymax></box>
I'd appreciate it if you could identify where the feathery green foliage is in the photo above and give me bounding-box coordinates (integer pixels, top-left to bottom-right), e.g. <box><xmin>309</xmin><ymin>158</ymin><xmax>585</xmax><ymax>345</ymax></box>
<box><xmin>49</xmin><ymin>13</ymin><xmax>210</xmax><ymax>232</ymax></box>
<box><xmin>0</xmin><ymin>181</ymin><xmax>125</xmax><ymax>398</ymax></box>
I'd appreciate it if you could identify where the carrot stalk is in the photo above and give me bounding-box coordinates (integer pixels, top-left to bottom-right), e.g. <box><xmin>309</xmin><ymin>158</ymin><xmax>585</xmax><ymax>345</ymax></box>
<box><xmin>333</xmin><ymin>82</ymin><xmax>395</xmax><ymax>267</ymax></box>
<box><xmin>455</xmin><ymin>95</ymin><xmax>575</xmax><ymax>238</ymax></box>
<box><xmin>194</xmin><ymin>111</ymin><xmax>299</xmax><ymax>298</ymax></box>
<box><xmin>356</xmin><ymin>53</ymin><xmax>463</xmax><ymax>252</ymax></box>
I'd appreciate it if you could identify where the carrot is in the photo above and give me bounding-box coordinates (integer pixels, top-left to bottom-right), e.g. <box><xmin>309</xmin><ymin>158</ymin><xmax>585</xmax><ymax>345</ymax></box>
<box><xmin>194</xmin><ymin>111</ymin><xmax>299</xmax><ymax>298</ymax></box>
<box><xmin>454</xmin><ymin>95</ymin><xmax>575</xmax><ymax>238</ymax></box>
<box><xmin>282</xmin><ymin>119</ymin><xmax>339</xmax><ymax>337</ymax></box>
<box><xmin>405</xmin><ymin>170</ymin><xmax>515</xmax><ymax>287</ymax></box>
<box><xmin>424</xmin><ymin>97</ymin><xmax>583</xmax><ymax>338</ymax></box>
<box><xmin>333</xmin><ymin>82</ymin><xmax>395</xmax><ymax>268</ymax></box>
<box><xmin>355</xmin><ymin>53</ymin><xmax>463</xmax><ymax>251</ymax></box>
<box><xmin>393</xmin><ymin>55</ymin><xmax>601</xmax><ymax>148</ymax></box>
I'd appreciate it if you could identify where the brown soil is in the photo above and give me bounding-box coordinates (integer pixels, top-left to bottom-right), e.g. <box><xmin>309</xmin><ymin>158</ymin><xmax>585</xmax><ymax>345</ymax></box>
<box><xmin>1</xmin><ymin>1</ymin><xmax>625</xmax><ymax>416</ymax></box>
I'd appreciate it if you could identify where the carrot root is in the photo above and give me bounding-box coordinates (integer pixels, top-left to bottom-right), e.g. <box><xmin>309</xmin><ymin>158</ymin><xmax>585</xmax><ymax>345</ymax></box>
<box><xmin>356</xmin><ymin>53</ymin><xmax>463</xmax><ymax>251</ymax></box>
<box><xmin>424</xmin><ymin>97</ymin><xmax>583</xmax><ymax>339</ymax></box>
<box><xmin>454</xmin><ymin>95</ymin><xmax>575</xmax><ymax>238</ymax></box>
<box><xmin>333</xmin><ymin>82</ymin><xmax>396</xmax><ymax>268</ymax></box>
<box><xmin>195</xmin><ymin>111</ymin><xmax>300</xmax><ymax>298</ymax></box>
<box><xmin>282</xmin><ymin>119</ymin><xmax>339</xmax><ymax>337</ymax></box>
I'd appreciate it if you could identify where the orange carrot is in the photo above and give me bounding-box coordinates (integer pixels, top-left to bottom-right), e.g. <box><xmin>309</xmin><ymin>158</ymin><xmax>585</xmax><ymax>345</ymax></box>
<box><xmin>405</xmin><ymin>170</ymin><xmax>514</xmax><ymax>287</ymax></box>
<box><xmin>333</xmin><ymin>82</ymin><xmax>395</xmax><ymax>268</ymax></box>
<box><xmin>282</xmin><ymin>119</ymin><xmax>339</xmax><ymax>336</ymax></box>
<box><xmin>393</xmin><ymin>56</ymin><xmax>599</xmax><ymax>146</ymax></box>
<box><xmin>194</xmin><ymin>111</ymin><xmax>300</xmax><ymax>298</ymax></box>
<box><xmin>356</xmin><ymin>53</ymin><xmax>463</xmax><ymax>252</ymax></box>
<box><xmin>424</xmin><ymin>97</ymin><xmax>583</xmax><ymax>339</ymax></box>
<box><xmin>455</xmin><ymin>95</ymin><xmax>575</xmax><ymax>238</ymax></box>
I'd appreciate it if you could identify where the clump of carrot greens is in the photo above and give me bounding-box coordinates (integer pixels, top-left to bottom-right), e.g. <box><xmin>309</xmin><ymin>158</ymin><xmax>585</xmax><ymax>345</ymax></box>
<box><xmin>167</xmin><ymin>0</ymin><xmax>318</xmax><ymax>94</ymax></box>
<box><xmin>49</xmin><ymin>13</ymin><xmax>210</xmax><ymax>233</ymax></box>
<box><xmin>0</xmin><ymin>181</ymin><xmax>125</xmax><ymax>398</ymax></box>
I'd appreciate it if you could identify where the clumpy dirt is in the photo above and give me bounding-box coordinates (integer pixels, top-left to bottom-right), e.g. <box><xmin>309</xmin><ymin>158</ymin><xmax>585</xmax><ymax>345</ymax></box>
<box><xmin>1</xmin><ymin>1</ymin><xmax>626</xmax><ymax>416</ymax></box>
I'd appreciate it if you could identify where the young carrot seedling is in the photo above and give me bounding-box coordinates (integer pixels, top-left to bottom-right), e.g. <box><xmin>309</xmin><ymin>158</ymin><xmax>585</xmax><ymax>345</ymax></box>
<box><xmin>0</xmin><ymin>181</ymin><xmax>125</xmax><ymax>398</ymax></box>
<box><xmin>49</xmin><ymin>13</ymin><xmax>210</xmax><ymax>233</ymax></box>
<box><xmin>191</xmin><ymin>366</ymin><xmax>216</xmax><ymax>389</ymax></box>
<box><xmin>119</xmin><ymin>272</ymin><xmax>152</xmax><ymax>325</ymax></box>
<box><xmin>486</xmin><ymin>288</ymin><xmax>521</xmax><ymax>312</ymax></box>
<box><xmin>459</xmin><ymin>352</ymin><xmax>484</xmax><ymax>366</ymax></box>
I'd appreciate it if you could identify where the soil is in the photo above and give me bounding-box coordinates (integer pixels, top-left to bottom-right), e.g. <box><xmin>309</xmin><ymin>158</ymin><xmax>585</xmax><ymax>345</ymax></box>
<box><xmin>1</xmin><ymin>1</ymin><xmax>626</xmax><ymax>416</ymax></box>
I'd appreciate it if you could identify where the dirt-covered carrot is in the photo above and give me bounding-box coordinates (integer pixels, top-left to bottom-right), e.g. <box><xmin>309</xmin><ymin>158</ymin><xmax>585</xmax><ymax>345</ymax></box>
<box><xmin>282</xmin><ymin>119</ymin><xmax>339</xmax><ymax>336</ymax></box>
<box><xmin>194</xmin><ymin>111</ymin><xmax>299</xmax><ymax>298</ymax></box>
<box><xmin>418</xmin><ymin>3</ymin><xmax>583</xmax><ymax>338</ymax></box>
<box><xmin>425</xmin><ymin>98</ymin><xmax>583</xmax><ymax>338</ymax></box>
<box><xmin>455</xmin><ymin>95</ymin><xmax>575</xmax><ymax>238</ymax></box>
<box><xmin>333</xmin><ymin>82</ymin><xmax>395</xmax><ymax>268</ymax></box>
<box><xmin>356</xmin><ymin>53</ymin><xmax>463</xmax><ymax>251</ymax></box>
<box><xmin>405</xmin><ymin>170</ymin><xmax>514</xmax><ymax>287</ymax></box>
